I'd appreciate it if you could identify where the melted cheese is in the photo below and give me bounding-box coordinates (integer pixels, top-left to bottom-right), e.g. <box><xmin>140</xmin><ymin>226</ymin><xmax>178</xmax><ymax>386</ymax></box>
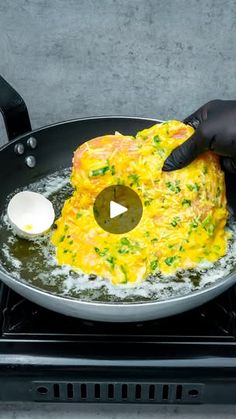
<box><xmin>51</xmin><ymin>120</ymin><xmax>229</xmax><ymax>285</ymax></box>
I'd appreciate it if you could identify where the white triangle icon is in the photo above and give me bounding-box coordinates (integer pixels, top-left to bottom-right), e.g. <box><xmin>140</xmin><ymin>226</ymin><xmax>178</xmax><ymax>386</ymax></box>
<box><xmin>110</xmin><ymin>200</ymin><xmax>128</xmax><ymax>219</ymax></box>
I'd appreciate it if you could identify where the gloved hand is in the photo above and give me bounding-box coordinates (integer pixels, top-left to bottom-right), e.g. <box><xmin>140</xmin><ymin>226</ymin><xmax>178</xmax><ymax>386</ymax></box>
<box><xmin>162</xmin><ymin>100</ymin><xmax>236</xmax><ymax>173</ymax></box>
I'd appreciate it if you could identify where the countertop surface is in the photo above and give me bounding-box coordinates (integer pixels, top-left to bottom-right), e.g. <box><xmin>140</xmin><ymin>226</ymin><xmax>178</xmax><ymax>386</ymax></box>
<box><xmin>1</xmin><ymin>403</ymin><xmax>236</xmax><ymax>419</ymax></box>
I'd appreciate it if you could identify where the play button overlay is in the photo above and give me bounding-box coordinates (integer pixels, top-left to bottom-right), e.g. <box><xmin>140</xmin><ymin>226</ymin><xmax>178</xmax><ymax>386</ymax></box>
<box><xmin>93</xmin><ymin>185</ymin><xmax>143</xmax><ymax>234</ymax></box>
<box><xmin>110</xmin><ymin>201</ymin><xmax>128</xmax><ymax>219</ymax></box>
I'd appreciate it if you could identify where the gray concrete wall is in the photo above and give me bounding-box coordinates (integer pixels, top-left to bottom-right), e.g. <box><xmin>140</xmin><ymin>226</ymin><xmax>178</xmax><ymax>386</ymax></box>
<box><xmin>0</xmin><ymin>0</ymin><xmax>236</xmax><ymax>145</ymax></box>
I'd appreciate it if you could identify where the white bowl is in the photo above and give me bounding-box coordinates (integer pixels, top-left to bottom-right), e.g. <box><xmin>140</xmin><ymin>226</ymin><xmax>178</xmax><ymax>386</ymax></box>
<box><xmin>7</xmin><ymin>191</ymin><xmax>55</xmax><ymax>239</ymax></box>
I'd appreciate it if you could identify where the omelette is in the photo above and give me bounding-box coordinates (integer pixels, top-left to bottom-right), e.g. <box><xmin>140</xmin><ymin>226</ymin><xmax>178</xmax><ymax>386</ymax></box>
<box><xmin>51</xmin><ymin>120</ymin><xmax>229</xmax><ymax>285</ymax></box>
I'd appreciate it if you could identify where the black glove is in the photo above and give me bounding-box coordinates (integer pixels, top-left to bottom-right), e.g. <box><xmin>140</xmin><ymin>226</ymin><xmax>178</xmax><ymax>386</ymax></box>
<box><xmin>162</xmin><ymin>100</ymin><xmax>236</xmax><ymax>173</ymax></box>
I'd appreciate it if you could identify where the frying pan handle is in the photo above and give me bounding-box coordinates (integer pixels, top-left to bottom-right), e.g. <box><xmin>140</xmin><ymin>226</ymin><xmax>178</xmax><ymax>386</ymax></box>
<box><xmin>0</xmin><ymin>75</ymin><xmax>32</xmax><ymax>141</ymax></box>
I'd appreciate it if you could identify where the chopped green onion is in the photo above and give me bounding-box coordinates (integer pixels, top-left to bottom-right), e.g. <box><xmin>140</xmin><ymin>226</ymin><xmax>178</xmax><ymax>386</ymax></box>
<box><xmin>202</xmin><ymin>215</ymin><xmax>215</xmax><ymax>236</ymax></box>
<box><xmin>107</xmin><ymin>256</ymin><xmax>116</xmax><ymax>269</ymax></box>
<box><xmin>165</xmin><ymin>255</ymin><xmax>179</xmax><ymax>266</ymax></box>
<box><xmin>150</xmin><ymin>259</ymin><xmax>158</xmax><ymax>271</ymax></box>
<box><xmin>144</xmin><ymin>199</ymin><xmax>153</xmax><ymax>206</ymax></box>
<box><xmin>94</xmin><ymin>247</ymin><xmax>109</xmax><ymax>257</ymax></box>
<box><xmin>190</xmin><ymin>219</ymin><xmax>198</xmax><ymax>228</ymax></box>
<box><xmin>120</xmin><ymin>237</ymin><xmax>130</xmax><ymax>246</ymax></box>
<box><xmin>153</xmin><ymin>135</ymin><xmax>161</xmax><ymax>144</ymax></box>
<box><xmin>119</xmin><ymin>237</ymin><xmax>140</xmax><ymax>254</ymax></box>
<box><xmin>110</xmin><ymin>165</ymin><xmax>116</xmax><ymax>175</ymax></box>
<box><xmin>202</xmin><ymin>214</ymin><xmax>212</xmax><ymax>227</ymax></box>
<box><xmin>120</xmin><ymin>265</ymin><xmax>128</xmax><ymax>283</ymax></box>
<box><xmin>118</xmin><ymin>248</ymin><xmax>130</xmax><ymax>254</ymax></box>
<box><xmin>90</xmin><ymin>166</ymin><xmax>109</xmax><ymax>176</ymax></box>
<box><xmin>128</xmin><ymin>174</ymin><xmax>140</xmax><ymax>187</ymax></box>
<box><xmin>187</xmin><ymin>183</ymin><xmax>200</xmax><ymax>192</ymax></box>
<box><xmin>171</xmin><ymin>216</ymin><xmax>181</xmax><ymax>227</ymax></box>
<box><xmin>182</xmin><ymin>199</ymin><xmax>191</xmax><ymax>207</ymax></box>
<box><xmin>166</xmin><ymin>180</ymin><xmax>181</xmax><ymax>193</ymax></box>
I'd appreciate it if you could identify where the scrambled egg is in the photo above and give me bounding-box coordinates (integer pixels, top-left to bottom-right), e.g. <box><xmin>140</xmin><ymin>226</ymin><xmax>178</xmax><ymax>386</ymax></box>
<box><xmin>51</xmin><ymin>120</ymin><xmax>229</xmax><ymax>285</ymax></box>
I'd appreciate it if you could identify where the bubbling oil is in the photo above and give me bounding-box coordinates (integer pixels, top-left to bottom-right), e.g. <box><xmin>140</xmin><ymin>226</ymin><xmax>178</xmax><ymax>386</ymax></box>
<box><xmin>1</xmin><ymin>168</ymin><xmax>236</xmax><ymax>303</ymax></box>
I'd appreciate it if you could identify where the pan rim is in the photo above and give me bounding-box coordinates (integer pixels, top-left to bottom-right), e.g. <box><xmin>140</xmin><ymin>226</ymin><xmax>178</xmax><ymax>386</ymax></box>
<box><xmin>0</xmin><ymin>115</ymin><xmax>164</xmax><ymax>151</ymax></box>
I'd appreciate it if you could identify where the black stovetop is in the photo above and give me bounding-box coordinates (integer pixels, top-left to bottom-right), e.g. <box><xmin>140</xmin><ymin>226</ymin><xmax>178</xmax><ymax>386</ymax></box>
<box><xmin>1</xmin><ymin>281</ymin><xmax>236</xmax><ymax>404</ymax></box>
